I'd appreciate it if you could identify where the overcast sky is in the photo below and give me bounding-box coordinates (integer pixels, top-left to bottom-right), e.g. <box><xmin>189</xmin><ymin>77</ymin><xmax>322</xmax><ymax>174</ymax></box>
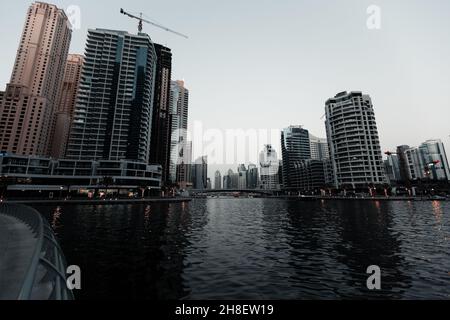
<box><xmin>1</xmin><ymin>0</ymin><xmax>450</xmax><ymax>177</ymax></box>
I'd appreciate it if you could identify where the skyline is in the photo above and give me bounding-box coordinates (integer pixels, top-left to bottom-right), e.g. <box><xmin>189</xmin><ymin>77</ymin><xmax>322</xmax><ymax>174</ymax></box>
<box><xmin>0</xmin><ymin>2</ymin><xmax>449</xmax><ymax>305</ymax></box>
<box><xmin>1</xmin><ymin>0</ymin><xmax>450</xmax><ymax>177</ymax></box>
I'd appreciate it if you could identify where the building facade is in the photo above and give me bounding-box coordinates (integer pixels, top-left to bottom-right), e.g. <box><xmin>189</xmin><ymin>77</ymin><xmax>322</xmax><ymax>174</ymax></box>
<box><xmin>192</xmin><ymin>156</ymin><xmax>208</xmax><ymax>190</ymax></box>
<box><xmin>402</xmin><ymin>139</ymin><xmax>450</xmax><ymax>182</ymax></box>
<box><xmin>169</xmin><ymin>80</ymin><xmax>190</xmax><ymax>185</ymax></box>
<box><xmin>149</xmin><ymin>44</ymin><xmax>172</xmax><ymax>185</ymax></box>
<box><xmin>0</xmin><ymin>2</ymin><xmax>72</xmax><ymax>156</ymax></box>
<box><xmin>214</xmin><ymin>170</ymin><xmax>222</xmax><ymax>190</ymax></box>
<box><xmin>404</xmin><ymin>147</ymin><xmax>426</xmax><ymax>180</ymax></box>
<box><xmin>396</xmin><ymin>145</ymin><xmax>411</xmax><ymax>184</ymax></box>
<box><xmin>50</xmin><ymin>54</ymin><xmax>84</xmax><ymax>158</ymax></box>
<box><xmin>66</xmin><ymin>29</ymin><xmax>157</xmax><ymax>163</ymax></box>
<box><xmin>419</xmin><ymin>140</ymin><xmax>450</xmax><ymax>181</ymax></box>
<box><xmin>281</xmin><ymin>126</ymin><xmax>330</xmax><ymax>191</ymax></box>
<box><xmin>259</xmin><ymin>145</ymin><xmax>280</xmax><ymax>190</ymax></box>
<box><xmin>281</xmin><ymin>126</ymin><xmax>311</xmax><ymax>190</ymax></box>
<box><xmin>0</xmin><ymin>153</ymin><xmax>162</xmax><ymax>195</ymax></box>
<box><xmin>325</xmin><ymin>91</ymin><xmax>386</xmax><ymax>189</ymax></box>
<box><xmin>176</xmin><ymin>140</ymin><xmax>192</xmax><ymax>189</ymax></box>
<box><xmin>223</xmin><ymin>169</ymin><xmax>239</xmax><ymax>190</ymax></box>
<box><xmin>384</xmin><ymin>153</ymin><xmax>401</xmax><ymax>184</ymax></box>
<box><xmin>237</xmin><ymin>164</ymin><xmax>248</xmax><ymax>189</ymax></box>
<box><xmin>223</xmin><ymin>171</ymin><xmax>231</xmax><ymax>190</ymax></box>
<box><xmin>247</xmin><ymin>164</ymin><xmax>259</xmax><ymax>189</ymax></box>
<box><xmin>168</xmin><ymin>82</ymin><xmax>180</xmax><ymax>183</ymax></box>
<box><xmin>291</xmin><ymin>159</ymin><xmax>326</xmax><ymax>192</ymax></box>
<box><xmin>310</xmin><ymin>134</ymin><xmax>330</xmax><ymax>161</ymax></box>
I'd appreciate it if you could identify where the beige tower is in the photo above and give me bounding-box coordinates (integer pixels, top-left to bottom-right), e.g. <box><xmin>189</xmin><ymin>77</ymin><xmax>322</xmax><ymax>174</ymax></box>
<box><xmin>0</xmin><ymin>2</ymin><xmax>72</xmax><ymax>156</ymax></box>
<box><xmin>50</xmin><ymin>54</ymin><xmax>84</xmax><ymax>158</ymax></box>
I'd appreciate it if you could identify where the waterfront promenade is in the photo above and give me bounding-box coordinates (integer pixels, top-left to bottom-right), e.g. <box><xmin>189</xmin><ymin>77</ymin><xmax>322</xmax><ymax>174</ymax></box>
<box><xmin>2</xmin><ymin>198</ymin><xmax>193</xmax><ymax>205</ymax></box>
<box><xmin>1</xmin><ymin>195</ymin><xmax>448</xmax><ymax>205</ymax></box>
<box><xmin>266</xmin><ymin>195</ymin><xmax>448</xmax><ymax>202</ymax></box>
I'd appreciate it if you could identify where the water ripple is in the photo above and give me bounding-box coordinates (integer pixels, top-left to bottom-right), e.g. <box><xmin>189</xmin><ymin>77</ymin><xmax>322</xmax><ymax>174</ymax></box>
<box><xmin>33</xmin><ymin>199</ymin><xmax>450</xmax><ymax>300</ymax></box>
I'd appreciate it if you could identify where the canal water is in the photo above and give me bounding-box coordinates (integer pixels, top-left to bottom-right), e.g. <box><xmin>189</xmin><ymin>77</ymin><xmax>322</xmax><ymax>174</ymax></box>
<box><xmin>33</xmin><ymin>199</ymin><xmax>450</xmax><ymax>300</ymax></box>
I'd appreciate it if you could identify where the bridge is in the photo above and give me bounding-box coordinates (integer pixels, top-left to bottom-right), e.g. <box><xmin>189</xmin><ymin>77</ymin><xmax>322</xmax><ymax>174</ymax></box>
<box><xmin>189</xmin><ymin>189</ymin><xmax>281</xmax><ymax>196</ymax></box>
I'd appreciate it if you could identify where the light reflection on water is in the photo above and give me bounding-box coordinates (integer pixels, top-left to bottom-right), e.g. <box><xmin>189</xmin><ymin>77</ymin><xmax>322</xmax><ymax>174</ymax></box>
<box><xmin>432</xmin><ymin>201</ymin><xmax>443</xmax><ymax>224</ymax></box>
<box><xmin>34</xmin><ymin>199</ymin><xmax>450</xmax><ymax>300</ymax></box>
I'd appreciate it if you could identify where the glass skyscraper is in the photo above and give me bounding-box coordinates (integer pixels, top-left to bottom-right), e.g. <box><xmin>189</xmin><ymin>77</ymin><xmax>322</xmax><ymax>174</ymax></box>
<box><xmin>281</xmin><ymin>126</ymin><xmax>311</xmax><ymax>190</ymax></box>
<box><xmin>66</xmin><ymin>29</ymin><xmax>157</xmax><ymax>163</ymax></box>
<box><xmin>149</xmin><ymin>44</ymin><xmax>172</xmax><ymax>185</ymax></box>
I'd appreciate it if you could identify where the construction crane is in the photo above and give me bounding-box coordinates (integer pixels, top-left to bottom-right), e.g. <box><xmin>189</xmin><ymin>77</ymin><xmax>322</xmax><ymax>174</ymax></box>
<box><xmin>120</xmin><ymin>8</ymin><xmax>188</xmax><ymax>39</ymax></box>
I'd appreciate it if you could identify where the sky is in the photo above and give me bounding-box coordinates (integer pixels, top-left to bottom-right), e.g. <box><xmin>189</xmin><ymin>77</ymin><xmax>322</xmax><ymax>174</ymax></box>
<box><xmin>1</xmin><ymin>0</ymin><xmax>450</xmax><ymax>178</ymax></box>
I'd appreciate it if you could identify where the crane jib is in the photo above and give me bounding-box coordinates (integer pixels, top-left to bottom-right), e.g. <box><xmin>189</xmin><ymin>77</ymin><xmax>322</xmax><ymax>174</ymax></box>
<box><xmin>120</xmin><ymin>8</ymin><xmax>189</xmax><ymax>39</ymax></box>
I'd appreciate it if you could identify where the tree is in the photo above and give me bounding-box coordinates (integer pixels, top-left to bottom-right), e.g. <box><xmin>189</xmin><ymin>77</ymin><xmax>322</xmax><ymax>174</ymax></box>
<box><xmin>101</xmin><ymin>176</ymin><xmax>114</xmax><ymax>197</ymax></box>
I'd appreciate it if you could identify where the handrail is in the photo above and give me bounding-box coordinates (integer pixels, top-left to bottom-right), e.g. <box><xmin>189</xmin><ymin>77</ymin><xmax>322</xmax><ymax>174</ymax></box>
<box><xmin>0</xmin><ymin>204</ymin><xmax>43</xmax><ymax>299</ymax></box>
<box><xmin>0</xmin><ymin>204</ymin><xmax>74</xmax><ymax>300</ymax></box>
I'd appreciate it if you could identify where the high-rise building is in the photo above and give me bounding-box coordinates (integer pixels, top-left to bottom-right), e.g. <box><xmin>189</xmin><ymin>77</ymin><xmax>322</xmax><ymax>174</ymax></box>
<box><xmin>291</xmin><ymin>160</ymin><xmax>326</xmax><ymax>191</ymax></box>
<box><xmin>325</xmin><ymin>91</ymin><xmax>386</xmax><ymax>189</ymax></box>
<box><xmin>66</xmin><ymin>29</ymin><xmax>157</xmax><ymax>163</ymax></box>
<box><xmin>192</xmin><ymin>156</ymin><xmax>208</xmax><ymax>190</ymax></box>
<box><xmin>277</xmin><ymin>160</ymin><xmax>284</xmax><ymax>188</ymax></box>
<box><xmin>50</xmin><ymin>54</ymin><xmax>84</xmax><ymax>158</ymax></box>
<box><xmin>404</xmin><ymin>147</ymin><xmax>426</xmax><ymax>180</ymax></box>
<box><xmin>281</xmin><ymin>126</ymin><xmax>311</xmax><ymax>190</ymax></box>
<box><xmin>281</xmin><ymin>126</ymin><xmax>330</xmax><ymax>192</ymax></box>
<box><xmin>402</xmin><ymin>139</ymin><xmax>450</xmax><ymax>182</ymax></box>
<box><xmin>384</xmin><ymin>153</ymin><xmax>401</xmax><ymax>184</ymax></box>
<box><xmin>231</xmin><ymin>172</ymin><xmax>239</xmax><ymax>189</ymax></box>
<box><xmin>247</xmin><ymin>164</ymin><xmax>259</xmax><ymax>189</ymax></box>
<box><xmin>169</xmin><ymin>81</ymin><xmax>189</xmax><ymax>147</ymax></box>
<box><xmin>168</xmin><ymin>84</ymin><xmax>180</xmax><ymax>183</ymax></box>
<box><xmin>323</xmin><ymin>158</ymin><xmax>335</xmax><ymax>187</ymax></box>
<box><xmin>169</xmin><ymin>80</ymin><xmax>190</xmax><ymax>184</ymax></box>
<box><xmin>223</xmin><ymin>169</ymin><xmax>238</xmax><ymax>189</ymax></box>
<box><xmin>149</xmin><ymin>44</ymin><xmax>172</xmax><ymax>185</ymax></box>
<box><xmin>176</xmin><ymin>140</ymin><xmax>192</xmax><ymax>189</ymax></box>
<box><xmin>237</xmin><ymin>164</ymin><xmax>248</xmax><ymax>189</ymax></box>
<box><xmin>0</xmin><ymin>2</ymin><xmax>72</xmax><ymax>156</ymax></box>
<box><xmin>176</xmin><ymin>80</ymin><xmax>189</xmax><ymax>137</ymax></box>
<box><xmin>419</xmin><ymin>140</ymin><xmax>450</xmax><ymax>181</ymax></box>
<box><xmin>259</xmin><ymin>144</ymin><xmax>280</xmax><ymax>190</ymax></box>
<box><xmin>396</xmin><ymin>145</ymin><xmax>411</xmax><ymax>184</ymax></box>
<box><xmin>223</xmin><ymin>171</ymin><xmax>231</xmax><ymax>190</ymax></box>
<box><xmin>309</xmin><ymin>134</ymin><xmax>330</xmax><ymax>160</ymax></box>
<box><xmin>214</xmin><ymin>170</ymin><xmax>222</xmax><ymax>190</ymax></box>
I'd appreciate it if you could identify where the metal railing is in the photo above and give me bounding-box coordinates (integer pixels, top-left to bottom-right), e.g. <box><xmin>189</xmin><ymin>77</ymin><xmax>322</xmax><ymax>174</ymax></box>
<box><xmin>0</xmin><ymin>204</ymin><xmax>74</xmax><ymax>300</ymax></box>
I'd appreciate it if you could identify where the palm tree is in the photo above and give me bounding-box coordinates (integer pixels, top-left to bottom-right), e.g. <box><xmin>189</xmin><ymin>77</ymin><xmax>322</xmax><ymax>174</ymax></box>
<box><xmin>101</xmin><ymin>176</ymin><xmax>114</xmax><ymax>198</ymax></box>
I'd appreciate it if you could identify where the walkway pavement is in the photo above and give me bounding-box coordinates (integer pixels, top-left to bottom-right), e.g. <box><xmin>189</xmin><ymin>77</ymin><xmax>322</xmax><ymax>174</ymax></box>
<box><xmin>0</xmin><ymin>214</ymin><xmax>37</xmax><ymax>300</ymax></box>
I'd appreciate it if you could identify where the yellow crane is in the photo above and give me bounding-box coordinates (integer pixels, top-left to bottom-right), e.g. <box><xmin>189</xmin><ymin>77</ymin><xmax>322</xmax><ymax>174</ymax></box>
<box><xmin>120</xmin><ymin>8</ymin><xmax>189</xmax><ymax>39</ymax></box>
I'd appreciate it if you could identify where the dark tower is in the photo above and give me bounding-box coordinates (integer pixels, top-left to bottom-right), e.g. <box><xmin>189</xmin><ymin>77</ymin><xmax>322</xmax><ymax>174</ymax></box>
<box><xmin>396</xmin><ymin>145</ymin><xmax>411</xmax><ymax>186</ymax></box>
<box><xmin>149</xmin><ymin>44</ymin><xmax>173</xmax><ymax>185</ymax></box>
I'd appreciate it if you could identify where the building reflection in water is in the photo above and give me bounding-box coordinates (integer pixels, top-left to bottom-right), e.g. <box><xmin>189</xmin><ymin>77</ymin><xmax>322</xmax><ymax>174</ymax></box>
<box><xmin>34</xmin><ymin>202</ymin><xmax>201</xmax><ymax>300</ymax></box>
<box><xmin>332</xmin><ymin>201</ymin><xmax>411</xmax><ymax>299</ymax></box>
<box><xmin>31</xmin><ymin>199</ymin><xmax>448</xmax><ymax>300</ymax></box>
<box><xmin>282</xmin><ymin>200</ymin><xmax>411</xmax><ymax>299</ymax></box>
<box><xmin>51</xmin><ymin>206</ymin><xmax>62</xmax><ymax>231</ymax></box>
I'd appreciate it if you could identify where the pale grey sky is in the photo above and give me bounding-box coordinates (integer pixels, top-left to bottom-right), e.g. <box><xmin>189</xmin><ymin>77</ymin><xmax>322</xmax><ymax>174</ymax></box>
<box><xmin>1</xmin><ymin>1</ymin><xmax>450</xmax><ymax>177</ymax></box>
